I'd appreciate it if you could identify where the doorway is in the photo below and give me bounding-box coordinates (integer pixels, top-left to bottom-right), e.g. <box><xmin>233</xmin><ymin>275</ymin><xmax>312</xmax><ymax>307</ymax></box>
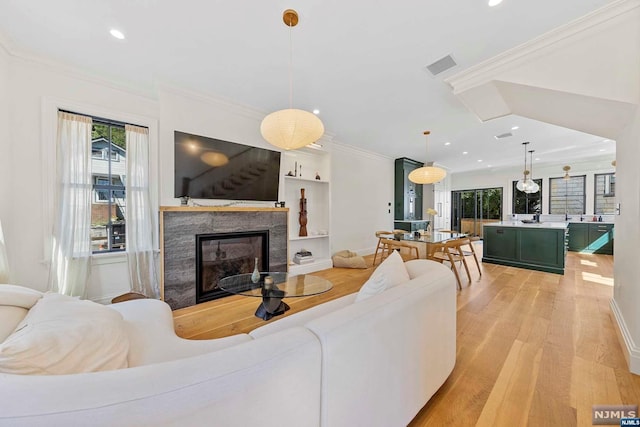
<box><xmin>451</xmin><ymin>187</ymin><xmax>503</xmax><ymax>237</ymax></box>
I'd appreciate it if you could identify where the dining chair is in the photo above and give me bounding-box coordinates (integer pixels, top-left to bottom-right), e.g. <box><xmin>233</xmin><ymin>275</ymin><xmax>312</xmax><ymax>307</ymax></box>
<box><xmin>380</xmin><ymin>238</ymin><xmax>420</xmax><ymax>261</ymax></box>
<box><xmin>454</xmin><ymin>236</ymin><xmax>482</xmax><ymax>277</ymax></box>
<box><xmin>427</xmin><ymin>238</ymin><xmax>471</xmax><ymax>290</ymax></box>
<box><xmin>373</xmin><ymin>231</ymin><xmax>393</xmax><ymax>265</ymax></box>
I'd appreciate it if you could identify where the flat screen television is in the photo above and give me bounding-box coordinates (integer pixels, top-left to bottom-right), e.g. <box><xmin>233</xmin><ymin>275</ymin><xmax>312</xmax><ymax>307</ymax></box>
<box><xmin>174</xmin><ymin>131</ymin><xmax>281</xmax><ymax>202</ymax></box>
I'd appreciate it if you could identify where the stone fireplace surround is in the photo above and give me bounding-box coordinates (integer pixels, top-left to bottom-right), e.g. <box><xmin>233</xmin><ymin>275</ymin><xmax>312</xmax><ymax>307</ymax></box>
<box><xmin>160</xmin><ymin>207</ymin><xmax>288</xmax><ymax>310</ymax></box>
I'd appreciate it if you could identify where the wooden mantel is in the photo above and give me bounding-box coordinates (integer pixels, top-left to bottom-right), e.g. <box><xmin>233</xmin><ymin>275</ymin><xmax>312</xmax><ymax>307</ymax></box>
<box><xmin>160</xmin><ymin>206</ymin><xmax>289</xmax><ymax>213</ymax></box>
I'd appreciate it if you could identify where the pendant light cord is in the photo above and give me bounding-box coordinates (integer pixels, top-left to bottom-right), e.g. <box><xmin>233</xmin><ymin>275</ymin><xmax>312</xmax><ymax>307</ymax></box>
<box><xmin>289</xmin><ymin>19</ymin><xmax>293</xmax><ymax>109</ymax></box>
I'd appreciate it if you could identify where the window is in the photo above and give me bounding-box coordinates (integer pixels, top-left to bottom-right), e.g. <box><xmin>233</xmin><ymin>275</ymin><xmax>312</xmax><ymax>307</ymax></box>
<box><xmin>549</xmin><ymin>175</ymin><xmax>585</xmax><ymax>215</ymax></box>
<box><xmin>512</xmin><ymin>179</ymin><xmax>542</xmax><ymax>214</ymax></box>
<box><xmin>595</xmin><ymin>173</ymin><xmax>616</xmax><ymax>214</ymax></box>
<box><xmin>91</xmin><ymin>120</ymin><xmax>126</xmax><ymax>253</ymax></box>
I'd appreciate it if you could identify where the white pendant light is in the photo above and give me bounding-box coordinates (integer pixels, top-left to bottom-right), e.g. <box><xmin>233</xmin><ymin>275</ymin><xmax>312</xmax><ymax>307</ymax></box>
<box><xmin>260</xmin><ymin>9</ymin><xmax>324</xmax><ymax>151</ymax></box>
<box><xmin>408</xmin><ymin>131</ymin><xmax>447</xmax><ymax>184</ymax></box>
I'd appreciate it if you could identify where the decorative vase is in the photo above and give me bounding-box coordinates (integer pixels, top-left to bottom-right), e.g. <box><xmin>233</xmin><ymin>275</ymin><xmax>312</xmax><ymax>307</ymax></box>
<box><xmin>299</xmin><ymin>188</ymin><xmax>308</xmax><ymax>237</ymax></box>
<box><xmin>251</xmin><ymin>257</ymin><xmax>260</xmax><ymax>283</ymax></box>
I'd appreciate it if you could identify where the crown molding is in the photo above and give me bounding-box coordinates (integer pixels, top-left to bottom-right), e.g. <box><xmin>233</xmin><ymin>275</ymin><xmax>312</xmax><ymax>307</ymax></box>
<box><xmin>0</xmin><ymin>31</ymin><xmax>158</xmax><ymax>100</ymax></box>
<box><xmin>445</xmin><ymin>0</ymin><xmax>640</xmax><ymax>94</ymax></box>
<box><xmin>331</xmin><ymin>139</ymin><xmax>394</xmax><ymax>161</ymax></box>
<box><xmin>155</xmin><ymin>80</ymin><xmax>267</xmax><ymax>121</ymax></box>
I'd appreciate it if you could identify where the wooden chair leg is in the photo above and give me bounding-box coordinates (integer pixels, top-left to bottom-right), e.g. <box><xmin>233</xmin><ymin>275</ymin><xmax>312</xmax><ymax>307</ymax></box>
<box><xmin>469</xmin><ymin>244</ymin><xmax>482</xmax><ymax>276</ymax></box>
<box><xmin>460</xmin><ymin>254</ymin><xmax>472</xmax><ymax>283</ymax></box>
<box><xmin>445</xmin><ymin>250</ymin><xmax>463</xmax><ymax>290</ymax></box>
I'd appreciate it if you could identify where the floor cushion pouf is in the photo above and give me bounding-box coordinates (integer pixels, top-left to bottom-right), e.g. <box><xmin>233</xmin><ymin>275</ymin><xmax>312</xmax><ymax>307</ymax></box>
<box><xmin>332</xmin><ymin>250</ymin><xmax>368</xmax><ymax>269</ymax></box>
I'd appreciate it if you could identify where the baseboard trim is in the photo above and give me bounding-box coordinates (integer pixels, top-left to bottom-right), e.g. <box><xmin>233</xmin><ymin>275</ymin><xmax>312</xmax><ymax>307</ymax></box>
<box><xmin>610</xmin><ymin>298</ymin><xmax>640</xmax><ymax>374</ymax></box>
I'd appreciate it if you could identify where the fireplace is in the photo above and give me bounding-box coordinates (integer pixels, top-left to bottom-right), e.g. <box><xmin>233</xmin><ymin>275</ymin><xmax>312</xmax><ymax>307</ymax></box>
<box><xmin>161</xmin><ymin>207</ymin><xmax>288</xmax><ymax>310</ymax></box>
<box><xmin>195</xmin><ymin>230</ymin><xmax>269</xmax><ymax>304</ymax></box>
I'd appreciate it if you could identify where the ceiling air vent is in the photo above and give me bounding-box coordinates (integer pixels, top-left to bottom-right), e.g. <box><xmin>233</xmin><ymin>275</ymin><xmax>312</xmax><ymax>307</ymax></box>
<box><xmin>494</xmin><ymin>132</ymin><xmax>513</xmax><ymax>140</ymax></box>
<box><xmin>425</xmin><ymin>55</ymin><xmax>457</xmax><ymax>76</ymax></box>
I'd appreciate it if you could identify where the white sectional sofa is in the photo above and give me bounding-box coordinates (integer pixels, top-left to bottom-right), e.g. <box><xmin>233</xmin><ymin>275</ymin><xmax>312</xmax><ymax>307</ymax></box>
<box><xmin>0</xmin><ymin>254</ymin><xmax>456</xmax><ymax>427</ymax></box>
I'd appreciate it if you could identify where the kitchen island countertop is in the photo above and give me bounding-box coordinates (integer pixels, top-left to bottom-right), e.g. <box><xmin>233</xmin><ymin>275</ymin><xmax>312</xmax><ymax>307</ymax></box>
<box><xmin>484</xmin><ymin>221</ymin><xmax>568</xmax><ymax>229</ymax></box>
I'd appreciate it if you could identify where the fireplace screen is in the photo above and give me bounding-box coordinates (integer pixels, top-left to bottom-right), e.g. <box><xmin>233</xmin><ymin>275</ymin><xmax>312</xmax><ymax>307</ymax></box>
<box><xmin>196</xmin><ymin>230</ymin><xmax>269</xmax><ymax>303</ymax></box>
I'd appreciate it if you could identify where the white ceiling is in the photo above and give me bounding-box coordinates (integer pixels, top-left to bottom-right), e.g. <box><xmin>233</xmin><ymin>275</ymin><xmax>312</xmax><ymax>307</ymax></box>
<box><xmin>0</xmin><ymin>0</ymin><xmax>616</xmax><ymax>173</ymax></box>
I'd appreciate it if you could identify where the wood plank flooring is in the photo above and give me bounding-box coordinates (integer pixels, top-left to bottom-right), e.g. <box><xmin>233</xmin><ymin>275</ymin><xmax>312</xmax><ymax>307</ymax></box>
<box><xmin>172</xmin><ymin>246</ymin><xmax>640</xmax><ymax>426</ymax></box>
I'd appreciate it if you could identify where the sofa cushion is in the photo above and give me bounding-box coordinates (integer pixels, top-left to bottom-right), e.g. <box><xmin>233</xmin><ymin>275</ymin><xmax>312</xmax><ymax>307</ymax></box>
<box><xmin>0</xmin><ymin>293</ymin><xmax>129</xmax><ymax>375</ymax></box>
<box><xmin>0</xmin><ymin>306</ymin><xmax>28</xmax><ymax>342</ymax></box>
<box><xmin>355</xmin><ymin>250</ymin><xmax>410</xmax><ymax>302</ymax></box>
<box><xmin>0</xmin><ymin>284</ymin><xmax>43</xmax><ymax>309</ymax></box>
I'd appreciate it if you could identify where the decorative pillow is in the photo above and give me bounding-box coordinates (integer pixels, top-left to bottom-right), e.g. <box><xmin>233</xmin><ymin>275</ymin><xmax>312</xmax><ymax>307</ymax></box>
<box><xmin>355</xmin><ymin>250</ymin><xmax>410</xmax><ymax>302</ymax></box>
<box><xmin>332</xmin><ymin>250</ymin><xmax>368</xmax><ymax>269</ymax></box>
<box><xmin>0</xmin><ymin>306</ymin><xmax>28</xmax><ymax>343</ymax></box>
<box><xmin>0</xmin><ymin>293</ymin><xmax>129</xmax><ymax>375</ymax></box>
<box><xmin>0</xmin><ymin>284</ymin><xmax>43</xmax><ymax>309</ymax></box>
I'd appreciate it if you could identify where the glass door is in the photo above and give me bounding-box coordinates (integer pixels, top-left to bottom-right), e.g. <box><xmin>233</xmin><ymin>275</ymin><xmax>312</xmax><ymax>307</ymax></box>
<box><xmin>452</xmin><ymin>187</ymin><xmax>502</xmax><ymax>237</ymax></box>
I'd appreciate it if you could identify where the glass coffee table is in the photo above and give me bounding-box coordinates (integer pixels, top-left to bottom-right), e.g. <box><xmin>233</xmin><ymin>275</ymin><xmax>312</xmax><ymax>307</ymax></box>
<box><xmin>218</xmin><ymin>272</ymin><xmax>333</xmax><ymax>321</ymax></box>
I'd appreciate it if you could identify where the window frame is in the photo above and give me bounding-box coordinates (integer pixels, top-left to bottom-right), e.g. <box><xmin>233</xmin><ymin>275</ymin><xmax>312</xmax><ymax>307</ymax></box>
<box><xmin>548</xmin><ymin>174</ymin><xmax>586</xmax><ymax>215</ymax></box>
<box><xmin>594</xmin><ymin>172</ymin><xmax>616</xmax><ymax>215</ymax></box>
<box><xmin>42</xmin><ymin>97</ymin><xmax>159</xmax><ymax>264</ymax></box>
<box><xmin>511</xmin><ymin>178</ymin><xmax>543</xmax><ymax>214</ymax></box>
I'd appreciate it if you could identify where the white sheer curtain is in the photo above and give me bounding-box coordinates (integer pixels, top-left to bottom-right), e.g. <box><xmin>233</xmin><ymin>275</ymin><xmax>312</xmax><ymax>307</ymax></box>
<box><xmin>48</xmin><ymin>112</ymin><xmax>93</xmax><ymax>297</ymax></box>
<box><xmin>125</xmin><ymin>124</ymin><xmax>159</xmax><ymax>298</ymax></box>
<box><xmin>0</xmin><ymin>218</ymin><xmax>10</xmax><ymax>283</ymax></box>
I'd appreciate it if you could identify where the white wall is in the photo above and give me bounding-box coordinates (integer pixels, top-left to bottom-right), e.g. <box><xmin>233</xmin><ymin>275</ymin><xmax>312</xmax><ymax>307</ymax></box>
<box><xmin>452</xmin><ymin>156</ymin><xmax>616</xmax><ymax>218</ymax></box>
<box><xmin>612</xmin><ymin>107</ymin><xmax>640</xmax><ymax>372</ymax></box>
<box><xmin>0</xmin><ymin>45</ymin><xmax>11</xmax><ymax>281</ymax></box>
<box><xmin>330</xmin><ymin>143</ymin><xmax>394</xmax><ymax>255</ymax></box>
<box><xmin>0</xmin><ymin>53</ymin><xmax>397</xmax><ymax>301</ymax></box>
<box><xmin>4</xmin><ymin>55</ymin><xmax>158</xmax><ymax>301</ymax></box>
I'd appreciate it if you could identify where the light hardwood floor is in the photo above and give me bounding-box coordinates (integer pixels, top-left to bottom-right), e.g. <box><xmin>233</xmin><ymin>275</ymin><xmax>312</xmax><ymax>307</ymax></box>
<box><xmin>172</xmin><ymin>246</ymin><xmax>640</xmax><ymax>426</ymax></box>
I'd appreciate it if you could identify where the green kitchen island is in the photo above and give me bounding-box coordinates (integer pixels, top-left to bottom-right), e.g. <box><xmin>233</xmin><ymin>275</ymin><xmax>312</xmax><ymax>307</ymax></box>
<box><xmin>482</xmin><ymin>221</ymin><xmax>568</xmax><ymax>275</ymax></box>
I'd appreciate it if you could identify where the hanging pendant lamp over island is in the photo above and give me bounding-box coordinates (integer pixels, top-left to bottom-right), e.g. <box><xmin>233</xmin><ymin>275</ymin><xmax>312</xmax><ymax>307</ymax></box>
<box><xmin>408</xmin><ymin>131</ymin><xmax>447</xmax><ymax>184</ymax></box>
<box><xmin>260</xmin><ymin>9</ymin><xmax>324</xmax><ymax>151</ymax></box>
<box><xmin>516</xmin><ymin>142</ymin><xmax>539</xmax><ymax>194</ymax></box>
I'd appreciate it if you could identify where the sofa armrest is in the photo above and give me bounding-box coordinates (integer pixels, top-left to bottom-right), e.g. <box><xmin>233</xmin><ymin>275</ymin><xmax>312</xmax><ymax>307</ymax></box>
<box><xmin>306</xmin><ymin>272</ymin><xmax>456</xmax><ymax>427</ymax></box>
<box><xmin>109</xmin><ymin>298</ymin><xmax>252</xmax><ymax>366</ymax></box>
<box><xmin>0</xmin><ymin>327</ymin><xmax>322</xmax><ymax>427</ymax></box>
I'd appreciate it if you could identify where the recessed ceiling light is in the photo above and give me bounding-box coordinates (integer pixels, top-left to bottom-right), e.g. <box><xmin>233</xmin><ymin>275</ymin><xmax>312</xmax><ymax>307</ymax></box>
<box><xmin>488</xmin><ymin>0</ymin><xmax>503</xmax><ymax>6</ymax></box>
<box><xmin>599</xmin><ymin>149</ymin><xmax>605</xmax><ymax>152</ymax></box>
<box><xmin>110</xmin><ymin>28</ymin><xmax>125</xmax><ymax>40</ymax></box>
<box><xmin>444</xmin><ymin>142</ymin><xmax>451</xmax><ymax>146</ymax></box>
<box><xmin>313</xmin><ymin>109</ymin><xmax>320</xmax><ymax>115</ymax></box>
<box><xmin>487</xmin><ymin>165</ymin><xmax>492</xmax><ymax>168</ymax></box>
<box><xmin>535</xmin><ymin>157</ymin><xmax>540</xmax><ymax>161</ymax></box>
<box><xmin>462</xmin><ymin>151</ymin><xmax>468</xmax><ymax>155</ymax></box>
<box><xmin>511</xmin><ymin>126</ymin><xmax>519</xmax><ymax>130</ymax></box>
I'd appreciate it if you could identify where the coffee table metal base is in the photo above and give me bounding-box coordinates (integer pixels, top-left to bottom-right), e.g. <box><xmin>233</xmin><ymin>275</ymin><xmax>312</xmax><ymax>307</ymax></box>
<box><xmin>255</xmin><ymin>298</ymin><xmax>290</xmax><ymax>321</ymax></box>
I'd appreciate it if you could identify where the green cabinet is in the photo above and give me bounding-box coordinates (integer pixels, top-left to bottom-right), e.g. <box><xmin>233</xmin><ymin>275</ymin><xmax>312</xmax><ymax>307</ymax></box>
<box><xmin>567</xmin><ymin>223</ymin><xmax>614</xmax><ymax>255</ymax></box>
<box><xmin>483</xmin><ymin>225</ymin><xmax>566</xmax><ymax>274</ymax></box>
<box><xmin>394</xmin><ymin>158</ymin><xmax>423</xmax><ymax>220</ymax></box>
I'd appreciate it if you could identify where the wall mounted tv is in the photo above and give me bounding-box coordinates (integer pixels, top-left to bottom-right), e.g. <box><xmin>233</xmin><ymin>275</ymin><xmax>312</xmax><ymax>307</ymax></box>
<box><xmin>174</xmin><ymin>131</ymin><xmax>281</xmax><ymax>202</ymax></box>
